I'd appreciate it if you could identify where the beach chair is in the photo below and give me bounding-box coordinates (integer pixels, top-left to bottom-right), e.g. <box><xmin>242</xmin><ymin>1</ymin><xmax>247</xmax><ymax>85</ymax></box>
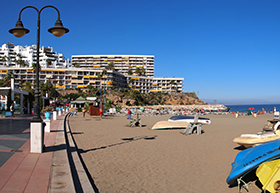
<box><xmin>181</xmin><ymin>114</ymin><xmax>202</xmax><ymax>135</ymax></box>
<box><xmin>127</xmin><ymin>118</ymin><xmax>142</xmax><ymax>127</ymax></box>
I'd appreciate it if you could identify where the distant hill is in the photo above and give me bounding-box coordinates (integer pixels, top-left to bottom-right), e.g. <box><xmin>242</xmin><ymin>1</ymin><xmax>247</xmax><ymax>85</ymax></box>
<box><xmin>58</xmin><ymin>89</ymin><xmax>207</xmax><ymax>106</ymax></box>
<box><xmin>105</xmin><ymin>91</ymin><xmax>207</xmax><ymax>106</ymax></box>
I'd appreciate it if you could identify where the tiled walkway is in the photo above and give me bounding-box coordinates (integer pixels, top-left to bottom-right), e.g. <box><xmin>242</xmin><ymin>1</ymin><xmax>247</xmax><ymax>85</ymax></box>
<box><xmin>0</xmin><ymin>114</ymin><xmax>64</xmax><ymax>193</ymax></box>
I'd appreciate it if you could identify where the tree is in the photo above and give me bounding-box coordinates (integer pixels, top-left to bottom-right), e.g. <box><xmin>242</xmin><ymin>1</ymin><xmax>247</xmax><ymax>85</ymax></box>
<box><xmin>2</xmin><ymin>55</ymin><xmax>10</xmax><ymax>66</ymax></box>
<box><xmin>127</xmin><ymin>68</ymin><xmax>133</xmax><ymax>75</ymax></box>
<box><xmin>22</xmin><ymin>81</ymin><xmax>34</xmax><ymax>94</ymax></box>
<box><xmin>140</xmin><ymin>67</ymin><xmax>146</xmax><ymax>76</ymax></box>
<box><xmin>135</xmin><ymin>67</ymin><xmax>141</xmax><ymax>76</ymax></box>
<box><xmin>87</xmin><ymin>84</ymin><xmax>93</xmax><ymax>90</ymax></box>
<box><xmin>135</xmin><ymin>67</ymin><xmax>146</xmax><ymax>76</ymax></box>
<box><xmin>73</xmin><ymin>62</ymin><xmax>80</xmax><ymax>68</ymax></box>
<box><xmin>46</xmin><ymin>59</ymin><xmax>52</xmax><ymax>68</ymax></box>
<box><xmin>3</xmin><ymin>71</ymin><xmax>13</xmax><ymax>87</ymax></box>
<box><xmin>18</xmin><ymin>59</ymin><xmax>27</xmax><ymax>67</ymax></box>
<box><xmin>129</xmin><ymin>78</ymin><xmax>135</xmax><ymax>84</ymax></box>
<box><xmin>32</xmin><ymin>63</ymin><xmax>41</xmax><ymax>72</ymax></box>
<box><xmin>102</xmin><ymin>69</ymin><xmax>107</xmax><ymax>76</ymax></box>
<box><xmin>105</xmin><ymin>62</ymin><xmax>115</xmax><ymax>70</ymax></box>
<box><xmin>169</xmin><ymin>80</ymin><xmax>177</xmax><ymax>93</ymax></box>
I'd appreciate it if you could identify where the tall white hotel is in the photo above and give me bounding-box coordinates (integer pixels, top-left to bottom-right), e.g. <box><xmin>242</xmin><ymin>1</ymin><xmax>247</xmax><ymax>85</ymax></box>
<box><xmin>0</xmin><ymin>43</ymin><xmax>183</xmax><ymax>93</ymax></box>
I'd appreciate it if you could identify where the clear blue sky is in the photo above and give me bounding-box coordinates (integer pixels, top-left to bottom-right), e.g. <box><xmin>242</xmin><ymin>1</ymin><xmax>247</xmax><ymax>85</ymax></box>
<box><xmin>1</xmin><ymin>0</ymin><xmax>280</xmax><ymax>105</ymax></box>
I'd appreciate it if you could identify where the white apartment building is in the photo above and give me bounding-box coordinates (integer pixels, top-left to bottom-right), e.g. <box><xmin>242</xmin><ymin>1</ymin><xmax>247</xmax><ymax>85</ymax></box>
<box><xmin>126</xmin><ymin>76</ymin><xmax>184</xmax><ymax>93</ymax></box>
<box><xmin>72</xmin><ymin>55</ymin><xmax>155</xmax><ymax>77</ymax></box>
<box><xmin>0</xmin><ymin>44</ymin><xmax>184</xmax><ymax>93</ymax></box>
<box><xmin>0</xmin><ymin>67</ymin><xmax>128</xmax><ymax>90</ymax></box>
<box><xmin>0</xmin><ymin>43</ymin><xmax>71</xmax><ymax>68</ymax></box>
<box><xmin>0</xmin><ymin>67</ymin><xmax>183</xmax><ymax>93</ymax></box>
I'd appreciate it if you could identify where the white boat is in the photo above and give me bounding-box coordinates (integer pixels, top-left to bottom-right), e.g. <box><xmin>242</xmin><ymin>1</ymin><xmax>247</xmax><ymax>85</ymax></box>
<box><xmin>151</xmin><ymin>121</ymin><xmax>189</xmax><ymax>130</ymax></box>
<box><xmin>168</xmin><ymin>115</ymin><xmax>211</xmax><ymax>125</ymax></box>
<box><xmin>233</xmin><ymin>130</ymin><xmax>280</xmax><ymax>148</ymax></box>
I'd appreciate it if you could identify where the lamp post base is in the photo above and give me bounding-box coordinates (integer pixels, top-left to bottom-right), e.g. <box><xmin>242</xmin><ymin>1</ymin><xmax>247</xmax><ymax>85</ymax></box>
<box><xmin>30</xmin><ymin>121</ymin><xmax>44</xmax><ymax>153</ymax></box>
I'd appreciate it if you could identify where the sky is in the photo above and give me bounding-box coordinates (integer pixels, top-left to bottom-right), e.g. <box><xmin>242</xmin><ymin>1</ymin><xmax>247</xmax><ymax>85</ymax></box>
<box><xmin>1</xmin><ymin>0</ymin><xmax>280</xmax><ymax>105</ymax></box>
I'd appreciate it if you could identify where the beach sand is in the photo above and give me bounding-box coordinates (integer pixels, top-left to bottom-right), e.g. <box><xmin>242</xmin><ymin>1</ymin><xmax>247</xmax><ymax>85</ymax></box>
<box><xmin>69</xmin><ymin>113</ymin><xmax>274</xmax><ymax>193</ymax></box>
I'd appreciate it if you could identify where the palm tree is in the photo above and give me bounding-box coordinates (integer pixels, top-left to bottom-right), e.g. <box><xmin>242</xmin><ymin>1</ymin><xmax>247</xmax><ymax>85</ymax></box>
<box><xmin>169</xmin><ymin>80</ymin><xmax>177</xmax><ymax>93</ymax></box>
<box><xmin>13</xmin><ymin>58</ymin><xmax>26</xmax><ymax>67</ymax></box>
<box><xmin>22</xmin><ymin>81</ymin><xmax>34</xmax><ymax>93</ymax></box>
<box><xmin>105</xmin><ymin>62</ymin><xmax>115</xmax><ymax>70</ymax></box>
<box><xmin>97</xmin><ymin>70</ymin><xmax>107</xmax><ymax>89</ymax></box>
<box><xmin>129</xmin><ymin>78</ymin><xmax>135</xmax><ymax>89</ymax></box>
<box><xmin>102</xmin><ymin>69</ymin><xmax>107</xmax><ymax>76</ymax></box>
<box><xmin>32</xmin><ymin>63</ymin><xmax>41</xmax><ymax>72</ymax></box>
<box><xmin>73</xmin><ymin>62</ymin><xmax>80</xmax><ymax>68</ymax></box>
<box><xmin>127</xmin><ymin>68</ymin><xmax>133</xmax><ymax>75</ymax></box>
<box><xmin>140</xmin><ymin>67</ymin><xmax>146</xmax><ymax>76</ymax></box>
<box><xmin>135</xmin><ymin>67</ymin><xmax>141</xmax><ymax>76</ymax></box>
<box><xmin>4</xmin><ymin>72</ymin><xmax>13</xmax><ymax>87</ymax></box>
<box><xmin>2</xmin><ymin>55</ymin><xmax>10</xmax><ymax>66</ymax></box>
<box><xmin>18</xmin><ymin>77</ymin><xmax>24</xmax><ymax>89</ymax></box>
<box><xmin>46</xmin><ymin>59</ymin><xmax>52</xmax><ymax>68</ymax></box>
<box><xmin>135</xmin><ymin>67</ymin><xmax>146</xmax><ymax>76</ymax></box>
<box><xmin>18</xmin><ymin>59</ymin><xmax>27</xmax><ymax>67</ymax></box>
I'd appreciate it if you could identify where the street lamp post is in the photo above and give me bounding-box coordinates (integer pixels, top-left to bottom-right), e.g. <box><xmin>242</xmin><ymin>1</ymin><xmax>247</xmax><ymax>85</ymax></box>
<box><xmin>9</xmin><ymin>5</ymin><xmax>69</xmax><ymax>153</ymax></box>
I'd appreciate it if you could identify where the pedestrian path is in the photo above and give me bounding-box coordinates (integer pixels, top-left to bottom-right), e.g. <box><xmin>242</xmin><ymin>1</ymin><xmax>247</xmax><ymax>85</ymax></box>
<box><xmin>0</xmin><ymin>114</ymin><xmax>68</xmax><ymax>193</ymax></box>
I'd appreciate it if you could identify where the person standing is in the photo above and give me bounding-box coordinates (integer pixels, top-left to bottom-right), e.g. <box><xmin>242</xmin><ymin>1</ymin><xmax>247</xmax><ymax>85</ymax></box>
<box><xmin>10</xmin><ymin>103</ymin><xmax>14</xmax><ymax>118</ymax></box>
<box><xmin>82</xmin><ymin>107</ymin><xmax>86</xmax><ymax>118</ymax></box>
<box><xmin>127</xmin><ymin>108</ymin><xmax>131</xmax><ymax>119</ymax></box>
<box><xmin>100</xmin><ymin>108</ymin><xmax>103</xmax><ymax>118</ymax></box>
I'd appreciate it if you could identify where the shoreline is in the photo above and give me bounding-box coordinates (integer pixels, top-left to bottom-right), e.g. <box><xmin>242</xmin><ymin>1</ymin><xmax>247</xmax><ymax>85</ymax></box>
<box><xmin>123</xmin><ymin>104</ymin><xmax>227</xmax><ymax>110</ymax></box>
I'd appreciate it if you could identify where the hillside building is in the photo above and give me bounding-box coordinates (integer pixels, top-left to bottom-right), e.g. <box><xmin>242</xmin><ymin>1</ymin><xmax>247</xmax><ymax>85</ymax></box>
<box><xmin>0</xmin><ymin>43</ymin><xmax>184</xmax><ymax>93</ymax></box>
<box><xmin>0</xmin><ymin>43</ymin><xmax>70</xmax><ymax>68</ymax></box>
<box><xmin>72</xmin><ymin>55</ymin><xmax>155</xmax><ymax>77</ymax></box>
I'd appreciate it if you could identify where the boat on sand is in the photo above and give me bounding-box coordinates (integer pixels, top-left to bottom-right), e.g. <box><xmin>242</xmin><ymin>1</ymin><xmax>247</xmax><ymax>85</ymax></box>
<box><xmin>151</xmin><ymin>121</ymin><xmax>190</xmax><ymax>130</ymax></box>
<box><xmin>233</xmin><ymin>130</ymin><xmax>280</xmax><ymax>148</ymax></box>
<box><xmin>168</xmin><ymin>115</ymin><xmax>211</xmax><ymax>125</ymax></box>
<box><xmin>226</xmin><ymin>139</ymin><xmax>280</xmax><ymax>186</ymax></box>
<box><xmin>256</xmin><ymin>159</ymin><xmax>280</xmax><ymax>193</ymax></box>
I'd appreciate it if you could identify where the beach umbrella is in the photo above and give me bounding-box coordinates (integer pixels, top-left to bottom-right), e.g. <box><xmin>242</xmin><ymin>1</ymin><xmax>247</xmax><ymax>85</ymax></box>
<box><xmin>248</xmin><ymin>107</ymin><xmax>255</xmax><ymax>110</ymax></box>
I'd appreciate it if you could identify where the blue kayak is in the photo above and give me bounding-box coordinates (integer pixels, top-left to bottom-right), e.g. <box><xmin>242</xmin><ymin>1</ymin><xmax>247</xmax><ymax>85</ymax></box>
<box><xmin>226</xmin><ymin>139</ymin><xmax>280</xmax><ymax>186</ymax></box>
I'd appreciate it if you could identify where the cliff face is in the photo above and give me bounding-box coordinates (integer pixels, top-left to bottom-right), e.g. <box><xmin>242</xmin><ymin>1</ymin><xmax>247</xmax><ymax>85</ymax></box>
<box><xmin>163</xmin><ymin>93</ymin><xmax>206</xmax><ymax>105</ymax></box>
<box><xmin>105</xmin><ymin>92</ymin><xmax>206</xmax><ymax>106</ymax></box>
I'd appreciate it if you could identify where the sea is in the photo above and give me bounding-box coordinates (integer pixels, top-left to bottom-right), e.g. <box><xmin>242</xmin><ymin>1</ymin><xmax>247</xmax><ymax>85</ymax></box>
<box><xmin>225</xmin><ymin>104</ymin><xmax>280</xmax><ymax>113</ymax></box>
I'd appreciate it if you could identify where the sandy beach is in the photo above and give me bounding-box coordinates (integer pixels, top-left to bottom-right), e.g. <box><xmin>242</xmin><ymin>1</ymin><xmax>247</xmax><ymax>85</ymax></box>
<box><xmin>69</xmin><ymin>113</ymin><xmax>274</xmax><ymax>193</ymax></box>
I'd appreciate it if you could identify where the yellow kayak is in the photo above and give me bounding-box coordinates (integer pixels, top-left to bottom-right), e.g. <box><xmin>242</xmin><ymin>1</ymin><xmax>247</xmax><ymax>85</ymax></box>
<box><xmin>233</xmin><ymin>130</ymin><xmax>280</xmax><ymax>148</ymax></box>
<box><xmin>256</xmin><ymin>159</ymin><xmax>280</xmax><ymax>193</ymax></box>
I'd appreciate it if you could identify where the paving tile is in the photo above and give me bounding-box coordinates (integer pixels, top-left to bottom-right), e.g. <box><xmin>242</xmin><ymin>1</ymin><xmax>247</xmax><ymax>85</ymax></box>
<box><xmin>0</xmin><ymin>154</ymin><xmax>39</xmax><ymax>192</ymax></box>
<box><xmin>0</xmin><ymin>152</ymin><xmax>14</xmax><ymax>167</ymax></box>
<box><xmin>0</xmin><ymin>140</ymin><xmax>27</xmax><ymax>150</ymax></box>
<box><xmin>24</xmin><ymin>153</ymin><xmax>53</xmax><ymax>193</ymax></box>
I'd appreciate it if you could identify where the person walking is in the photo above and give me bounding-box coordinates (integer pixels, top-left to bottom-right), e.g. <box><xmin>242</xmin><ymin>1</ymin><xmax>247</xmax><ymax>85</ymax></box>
<box><xmin>82</xmin><ymin>107</ymin><xmax>86</xmax><ymax>118</ymax></box>
<box><xmin>10</xmin><ymin>103</ymin><xmax>14</xmax><ymax>118</ymax></box>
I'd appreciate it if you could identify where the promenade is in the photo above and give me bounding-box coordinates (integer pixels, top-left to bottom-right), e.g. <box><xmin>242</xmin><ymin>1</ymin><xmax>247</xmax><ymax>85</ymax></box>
<box><xmin>0</xmin><ymin>112</ymin><xmax>92</xmax><ymax>193</ymax></box>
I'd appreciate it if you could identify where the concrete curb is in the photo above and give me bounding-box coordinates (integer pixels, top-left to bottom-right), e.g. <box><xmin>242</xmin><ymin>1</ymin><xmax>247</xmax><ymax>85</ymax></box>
<box><xmin>49</xmin><ymin>118</ymin><xmax>75</xmax><ymax>192</ymax></box>
<box><xmin>49</xmin><ymin>113</ymin><xmax>95</xmax><ymax>192</ymax></box>
<box><xmin>64</xmin><ymin>113</ymin><xmax>94</xmax><ymax>192</ymax></box>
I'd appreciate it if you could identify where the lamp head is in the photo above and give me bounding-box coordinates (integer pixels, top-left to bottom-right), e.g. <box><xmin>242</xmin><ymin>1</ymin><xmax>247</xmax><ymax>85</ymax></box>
<box><xmin>9</xmin><ymin>20</ymin><xmax>30</xmax><ymax>38</ymax></box>
<box><xmin>48</xmin><ymin>19</ymin><xmax>69</xmax><ymax>37</ymax></box>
